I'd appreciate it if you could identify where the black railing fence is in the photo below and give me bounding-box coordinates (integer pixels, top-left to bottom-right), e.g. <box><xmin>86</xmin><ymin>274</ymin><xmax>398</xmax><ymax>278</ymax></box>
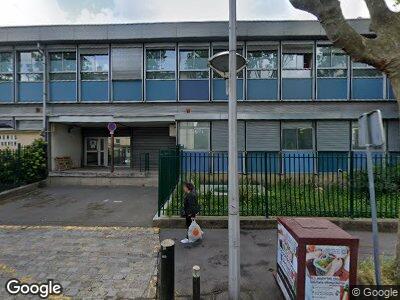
<box><xmin>158</xmin><ymin>151</ymin><xmax>400</xmax><ymax>218</ymax></box>
<box><xmin>0</xmin><ymin>141</ymin><xmax>47</xmax><ymax>193</ymax></box>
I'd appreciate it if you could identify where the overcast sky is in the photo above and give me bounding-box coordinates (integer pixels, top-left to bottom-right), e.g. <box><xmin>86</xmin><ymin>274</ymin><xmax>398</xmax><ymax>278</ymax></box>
<box><xmin>0</xmin><ymin>0</ymin><xmax>398</xmax><ymax>27</ymax></box>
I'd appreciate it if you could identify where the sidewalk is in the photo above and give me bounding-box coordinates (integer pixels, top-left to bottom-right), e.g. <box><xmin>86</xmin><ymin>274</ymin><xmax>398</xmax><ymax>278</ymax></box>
<box><xmin>160</xmin><ymin>228</ymin><xmax>396</xmax><ymax>299</ymax></box>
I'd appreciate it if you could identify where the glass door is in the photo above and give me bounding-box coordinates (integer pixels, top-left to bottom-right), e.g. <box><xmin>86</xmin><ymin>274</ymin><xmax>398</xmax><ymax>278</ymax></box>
<box><xmin>85</xmin><ymin>137</ymin><xmax>108</xmax><ymax>167</ymax></box>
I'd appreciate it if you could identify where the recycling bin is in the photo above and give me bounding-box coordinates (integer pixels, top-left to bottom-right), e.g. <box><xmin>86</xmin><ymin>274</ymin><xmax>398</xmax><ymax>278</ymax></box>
<box><xmin>276</xmin><ymin>217</ymin><xmax>359</xmax><ymax>300</ymax></box>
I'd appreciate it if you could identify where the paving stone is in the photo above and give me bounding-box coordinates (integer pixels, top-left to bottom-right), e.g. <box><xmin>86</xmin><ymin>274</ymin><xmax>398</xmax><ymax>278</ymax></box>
<box><xmin>0</xmin><ymin>226</ymin><xmax>159</xmax><ymax>299</ymax></box>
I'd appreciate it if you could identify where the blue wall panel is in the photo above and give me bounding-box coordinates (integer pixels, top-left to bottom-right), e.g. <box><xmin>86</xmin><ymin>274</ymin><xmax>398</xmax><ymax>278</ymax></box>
<box><xmin>283</xmin><ymin>151</ymin><xmax>314</xmax><ymax>173</ymax></box>
<box><xmin>113</xmin><ymin>80</ymin><xmax>142</xmax><ymax>102</ymax></box>
<box><xmin>81</xmin><ymin>81</ymin><xmax>108</xmax><ymax>102</ymax></box>
<box><xmin>352</xmin><ymin>78</ymin><xmax>383</xmax><ymax>99</ymax></box>
<box><xmin>212</xmin><ymin>79</ymin><xmax>243</xmax><ymax>101</ymax></box>
<box><xmin>179</xmin><ymin>80</ymin><xmax>209</xmax><ymax>101</ymax></box>
<box><xmin>0</xmin><ymin>82</ymin><xmax>13</xmax><ymax>103</ymax></box>
<box><xmin>317</xmin><ymin>78</ymin><xmax>348</xmax><ymax>100</ymax></box>
<box><xmin>352</xmin><ymin>151</ymin><xmax>385</xmax><ymax>169</ymax></box>
<box><xmin>247</xmin><ymin>79</ymin><xmax>278</xmax><ymax>100</ymax></box>
<box><xmin>246</xmin><ymin>152</ymin><xmax>280</xmax><ymax>173</ymax></box>
<box><xmin>146</xmin><ymin>80</ymin><xmax>176</xmax><ymax>101</ymax></box>
<box><xmin>50</xmin><ymin>81</ymin><xmax>76</xmax><ymax>102</ymax></box>
<box><xmin>387</xmin><ymin>80</ymin><xmax>395</xmax><ymax>100</ymax></box>
<box><xmin>282</xmin><ymin>78</ymin><xmax>312</xmax><ymax>100</ymax></box>
<box><xmin>180</xmin><ymin>151</ymin><xmax>211</xmax><ymax>172</ymax></box>
<box><xmin>211</xmin><ymin>152</ymin><xmax>244</xmax><ymax>173</ymax></box>
<box><xmin>18</xmin><ymin>82</ymin><xmax>43</xmax><ymax>102</ymax></box>
<box><xmin>318</xmin><ymin>152</ymin><xmax>348</xmax><ymax>172</ymax></box>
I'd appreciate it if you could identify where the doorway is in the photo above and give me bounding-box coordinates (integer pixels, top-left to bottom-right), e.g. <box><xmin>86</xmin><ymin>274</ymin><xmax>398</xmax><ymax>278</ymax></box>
<box><xmin>84</xmin><ymin>137</ymin><xmax>108</xmax><ymax>167</ymax></box>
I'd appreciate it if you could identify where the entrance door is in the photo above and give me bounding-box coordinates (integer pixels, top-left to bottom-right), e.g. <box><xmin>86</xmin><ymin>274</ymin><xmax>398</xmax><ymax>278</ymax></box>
<box><xmin>84</xmin><ymin>137</ymin><xmax>108</xmax><ymax>167</ymax></box>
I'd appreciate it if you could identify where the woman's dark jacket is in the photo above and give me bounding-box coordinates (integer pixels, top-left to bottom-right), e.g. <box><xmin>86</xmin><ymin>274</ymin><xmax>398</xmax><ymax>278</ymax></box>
<box><xmin>183</xmin><ymin>190</ymin><xmax>200</xmax><ymax>216</ymax></box>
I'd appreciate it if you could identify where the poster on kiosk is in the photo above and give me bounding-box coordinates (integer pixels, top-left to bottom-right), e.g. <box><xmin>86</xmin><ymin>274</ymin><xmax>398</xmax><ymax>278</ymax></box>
<box><xmin>276</xmin><ymin>217</ymin><xmax>359</xmax><ymax>300</ymax></box>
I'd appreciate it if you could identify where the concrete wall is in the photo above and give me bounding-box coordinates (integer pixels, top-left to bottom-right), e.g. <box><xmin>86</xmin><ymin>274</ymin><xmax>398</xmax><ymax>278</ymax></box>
<box><xmin>51</xmin><ymin>123</ymin><xmax>82</xmax><ymax>171</ymax></box>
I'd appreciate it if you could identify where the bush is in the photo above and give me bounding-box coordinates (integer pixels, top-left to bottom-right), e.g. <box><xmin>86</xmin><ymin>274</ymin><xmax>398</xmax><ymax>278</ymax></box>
<box><xmin>0</xmin><ymin>139</ymin><xmax>47</xmax><ymax>191</ymax></box>
<box><xmin>358</xmin><ymin>256</ymin><xmax>398</xmax><ymax>285</ymax></box>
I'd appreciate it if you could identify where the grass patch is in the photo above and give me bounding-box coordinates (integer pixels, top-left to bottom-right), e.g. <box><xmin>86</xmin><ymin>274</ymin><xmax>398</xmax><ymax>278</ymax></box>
<box><xmin>358</xmin><ymin>256</ymin><xmax>399</xmax><ymax>285</ymax></box>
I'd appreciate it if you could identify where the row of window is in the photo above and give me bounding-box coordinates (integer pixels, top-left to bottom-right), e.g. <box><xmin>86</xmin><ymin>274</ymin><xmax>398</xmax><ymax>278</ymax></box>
<box><xmin>0</xmin><ymin>45</ymin><xmax>384</xmax><ymax>82</ymax></box>
<box><xmin>0</xmin><ymin>134</ymin><xmax>17</xmax><ymax>140</ymax></box>
<box><xmin>177</xmin><ymin>121</ymin><xmax>384</xmax><ymax>152</ymax></box>
<box><xmin>0</xmin><ymin>43</ymin><xmax>394</xmax><ymax>102</ymax></box>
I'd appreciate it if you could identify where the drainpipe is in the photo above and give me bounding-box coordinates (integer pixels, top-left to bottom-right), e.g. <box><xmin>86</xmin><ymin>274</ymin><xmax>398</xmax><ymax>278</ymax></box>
<box><xmin>37</xmin><ymin>43</ymin><xmax>47</xmax><ymax>142</ymax></box>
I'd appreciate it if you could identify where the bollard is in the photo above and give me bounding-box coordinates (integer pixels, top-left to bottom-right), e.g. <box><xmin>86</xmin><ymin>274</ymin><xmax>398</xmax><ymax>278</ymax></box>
<box><xmin>192</xmin><ymin>265</ymin><xmax>200</xmax><ymax>300</ymax></box>
<box><xmin>160</xmin><ymin>239</ymin><xmax>175</xmax><ymax>300</ymax></box>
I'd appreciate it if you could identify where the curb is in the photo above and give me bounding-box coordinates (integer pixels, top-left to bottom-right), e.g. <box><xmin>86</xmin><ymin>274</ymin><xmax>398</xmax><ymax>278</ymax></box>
<box><xmin>0</xmin><ymin>180</ymin><xmax>47</xmax><ymax>202</ymax></box>
<box><xmin>153</xmin><ymin>216</ymin><xmax>398</xmax><ymax>233</ymax></box>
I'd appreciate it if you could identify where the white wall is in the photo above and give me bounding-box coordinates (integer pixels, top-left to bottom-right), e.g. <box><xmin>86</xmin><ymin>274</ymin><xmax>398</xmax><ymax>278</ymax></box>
<box><xmin>51</xmin><ymin>123</ymin><xmax>82</xmax><ymax>171</ymax></box>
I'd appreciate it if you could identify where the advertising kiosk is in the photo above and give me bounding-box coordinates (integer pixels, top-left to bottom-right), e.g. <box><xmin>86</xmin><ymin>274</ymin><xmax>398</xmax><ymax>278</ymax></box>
<box><xmin>276</xmin><ymin>217</ymin><xmax>359</xmax><ymax>300</ymax></box>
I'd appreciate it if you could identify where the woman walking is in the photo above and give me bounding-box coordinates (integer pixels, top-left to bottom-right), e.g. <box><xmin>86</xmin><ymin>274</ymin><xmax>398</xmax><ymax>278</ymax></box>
<box><xmin>180</xmin><ymin>182</ymin><xmax>200</xmax><ymax>244</ymax></box>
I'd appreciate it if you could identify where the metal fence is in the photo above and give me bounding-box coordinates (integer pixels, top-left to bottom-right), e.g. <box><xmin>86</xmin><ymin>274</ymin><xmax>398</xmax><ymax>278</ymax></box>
<box><xmin>158</xmin><ymin>151</ymin><xmax>400</xmax><ymax>218</ymax></box>
<box><xmin>0</xmin><ymin>143</ymin><xmax>48</xmax><ymax>193</ymax></box>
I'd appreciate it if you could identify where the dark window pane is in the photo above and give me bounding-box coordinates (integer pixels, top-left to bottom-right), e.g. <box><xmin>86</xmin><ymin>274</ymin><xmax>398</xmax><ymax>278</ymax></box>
<box><xmin>146</xmin><ymin>71</ymin><xmax>175</xmax><ymax>79</ymax></box>
<box><xmin>298</xmin><ymin>128</ymin><xmax>313</xmax><ymax>149</ymax></box>
<box><xmin>282</xmin><ymin>129</ymin><xmax>297</xmax><ymax>150</ymax></box>
<box><xmin>50</xmin><ymin>73</ymin><xmax>76</xmax><ymax>81</ymax></box>
<box><xmin>247</xmin><ymin>70</ymin><xmax>277</xmax><ymax>79</ymax></box>
<box><xmin>0</xmin><ymin>52</ymin><xmax>13</xmax><ymax>73</ymax></box>
<box><xmin>353</xmin><ymin>68</ymin><xmax>382</xmax><ymax>77</ymax></box>
<box><xmin>81</xmin><ymin>72</ymin><xmax>108</xmax><ymax>80</ymax></box>
<box><xmin>317</xmin><ymin>69</ymin><xmax>347</xmax><ymax>78</ymax></box>
<box><xmin>179</xmin><ymin>71</ymin><xmax>208</xmax><ymax>79</ymax></box>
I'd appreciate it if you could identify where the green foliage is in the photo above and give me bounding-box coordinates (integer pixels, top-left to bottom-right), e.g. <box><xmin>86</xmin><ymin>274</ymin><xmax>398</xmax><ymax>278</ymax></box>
<box><xmin>358</xmin><ymin>256</ymin><xmax>398</xmax><ymax>285</ymax></box>
<box><xmin>0</xmin><ymin>139</ymin><xmax>47</xmax><ymax>192</ymax></box>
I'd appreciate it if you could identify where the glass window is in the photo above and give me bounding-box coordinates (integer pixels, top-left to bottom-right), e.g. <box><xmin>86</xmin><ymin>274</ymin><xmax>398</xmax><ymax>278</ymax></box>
<box><xmin>352</xmin><ymin>62</ymin><xmax>382</xmax><ymax>78</ymax></box>
<box><xmin>112</xmin><ymin>47</ymin><xmax>142</xmax><ymax>80</ymax></box>
<box><xmin>282</xmin><ymin>126</ymin><xmax>313</xmax><ymax>150</ymax></box>
<box><xmin>146</xmin><ymin>49</ymin><xmax>176</xmax><ymax>80</ymax></box>
<box><xmin>0</xmin><ymin>52</ymin><xmax>13</xmax><ymax>82</ymax></box>
<box><xmin>18</xmin><ymin>51</ymin><xmax>43</xmax><ymax>82</ymax></box>
<box><xmin>50</xmin><ymin>51</ymin><xmax>76</xmax><ymax>81</ymax></box>
<box><xmin>282</xmin><ymin>44</ymin><xmax>313</xmax><ymax>78</ymax></box>
<box><xmin>179</xmin><ymin>49</ymin><xmax>209</xmax><ymax>79</ymax></box>
<box><xmin>80</xmin><ymin>54</ymin><xmax>108</xmax><ymax>81</ymax></box>
<box><xmin>317</xmin><ymin>46</ymin><xmax>347</xmax><ymax>78</ymax></box>
<box><xmin>178</xmin><ymin>122</ymin><xmax>210</xmax><ymax>151</ymax></box>
<box><xmin>247</xmin><ymin>49</ymin><xmax>278</xmax><ymax>79</ymax></box>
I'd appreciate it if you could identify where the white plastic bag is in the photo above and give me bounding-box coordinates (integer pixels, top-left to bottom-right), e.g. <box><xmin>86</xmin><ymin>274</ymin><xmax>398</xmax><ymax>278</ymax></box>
<box><xmin>188</xmin><ymin>220</ymin><xmax>203</xmax><ymax>243</ymax></box>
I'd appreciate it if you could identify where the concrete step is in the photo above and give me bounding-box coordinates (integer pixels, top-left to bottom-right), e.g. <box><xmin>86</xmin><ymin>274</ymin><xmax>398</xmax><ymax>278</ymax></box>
<box><xmin>48</xmin><ymin>175</ymin><xmax>158</xmax><ymax>187</ymax></box>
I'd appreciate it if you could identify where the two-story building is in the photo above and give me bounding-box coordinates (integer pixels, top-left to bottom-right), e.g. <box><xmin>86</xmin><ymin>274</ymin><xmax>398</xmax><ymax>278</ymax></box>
<box><xmin>0</xmin><ymin>19</ymin><xmax>398</xmax><ymax>173</ymax></box>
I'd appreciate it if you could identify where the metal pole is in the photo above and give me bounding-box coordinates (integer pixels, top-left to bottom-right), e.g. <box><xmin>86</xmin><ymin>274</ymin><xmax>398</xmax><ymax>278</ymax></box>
<box><xmin>37</xmin><ymin>43</ymin><xmax>47</xmax><ymax>142</ymax></box>
<box><xmin>366</xmin><ymin>146</ymin><xmax>381</xmax><ymax>285</ymax></box>
<box><xmin>111</xmin><ymin>133</ymin><xmax>115</xmax><ymax>173</ymax></box>
<box><xmin>160</xmin><ymin>239</ymin><xmax>175</xmax><ymax>300</ymax></box>
<box><xmin>192</xmin><ymin>265</ymin><xmax>200</xmax><ymax>300</ymax></box>
<box><xmin>228</xmin><ymin>0</ymin><xmax>240</xmax><ymax>298</ymax></box>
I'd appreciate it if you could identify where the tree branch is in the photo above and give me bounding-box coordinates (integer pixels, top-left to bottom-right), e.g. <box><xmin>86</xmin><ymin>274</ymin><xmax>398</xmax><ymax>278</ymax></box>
<box><xmin>289</xmin><ymin>0</ymin><xmax>377</xmax><ymax>64</ymax></box>
<box><xmin>364</xmin><ymin>0</ymin><xmax>396</xmax><ymax>32</ymax></box>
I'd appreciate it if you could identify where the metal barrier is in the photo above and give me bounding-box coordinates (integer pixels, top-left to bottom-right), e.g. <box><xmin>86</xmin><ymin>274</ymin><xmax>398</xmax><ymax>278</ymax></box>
<box><xmin>158</xmin><ymin>151</ymin><xmax>400</xmax><ymax>218</ymax></box>
<box><xmin>0</xmin><ymin>141</ymin><xmax>47</xmax><ymax>193</ymax></box>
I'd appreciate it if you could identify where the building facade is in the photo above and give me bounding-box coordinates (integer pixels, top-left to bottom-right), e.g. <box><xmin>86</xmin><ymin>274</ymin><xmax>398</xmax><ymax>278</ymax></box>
<box><xmin>0</xmin><ymin>20</ymin><xmax>398</xmax><ymax>171</ymax></box>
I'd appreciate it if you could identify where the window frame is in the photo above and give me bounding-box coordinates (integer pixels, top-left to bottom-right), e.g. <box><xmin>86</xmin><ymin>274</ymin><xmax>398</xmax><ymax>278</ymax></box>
<box><xmin>316</xmin><ymin>45</ymin><xmax>348</xmax><ymax>79</ymax></box>
<box><xmin>281</xmin><ymin>43</ymin><xmax>314</xmax><ymax>79</ymax></box>
<box><xmin>281</xmin><ymin>124</ymin><xmax>314</xmax><ymax>151</ymax></box>
<box><xmin>145</xmin><ymin>48</ymin><xmax>177</xmax><ymax>81</ymax></box>
<box><xmin>246</xmin><ymin>47</ymin><xmax>278</xmax><ymax>80</ymax></box>
<box><xmin>352</xmin><ymin>61</ymin><xmax>382</xmax><ymax>79</ymax></box>
<box><xmin>0</xmin><ymin>52</ymin><xmax>13</xmax><ymax>83</ymax></box>
<box><xmin>179</xmin><ymin>48</ymin><xmax>210</xmax><ymax>81</ymax></box>
<box><xmin>80</xmin><ymin>53</ymin><xmax>109</xmax><ymax>81</ymax></box>
<box><xmin>18</xmin><ymin>51</ymin><xmax>43</xmax><ymax>82</ymax></box>
<box><xmin>49</xmin><ymin>51</ymin><xmax>77</xmax><ymax>82</ymax></box>
<box><xmin>178</xmin><ymin>121</ymin><xmax>211</xmax><ymax>151</ymax></box>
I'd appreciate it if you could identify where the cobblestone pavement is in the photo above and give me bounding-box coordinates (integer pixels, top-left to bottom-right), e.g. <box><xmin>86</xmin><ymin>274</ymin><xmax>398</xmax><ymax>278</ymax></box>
<box><xmin>0</xmin><ymin>225</ymin><xmax>159</xmax><ymax>299</ymax></box>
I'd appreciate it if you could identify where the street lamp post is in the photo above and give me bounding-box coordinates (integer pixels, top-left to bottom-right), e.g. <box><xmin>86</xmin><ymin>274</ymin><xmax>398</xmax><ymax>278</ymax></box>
<box><xmin>208</xmin><ymin>0</ymin><xmax>246</xmax><ymax>297</ymax></box>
